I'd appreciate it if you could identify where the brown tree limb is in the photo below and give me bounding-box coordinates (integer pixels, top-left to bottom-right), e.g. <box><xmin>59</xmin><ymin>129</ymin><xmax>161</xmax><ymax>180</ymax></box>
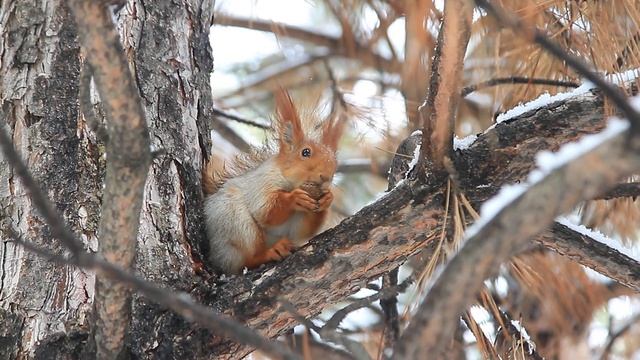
<box><xmin>68</xmin><ymin>1</ymin><xmax>151</xmax><ymax>357</ymax></box>
<box><xmin>538</xmin><ymin>222</ymin><xmax>640</xmax><ymax>292</ymax></box>
<box><xmin>417</xmin><ymin>0</ymin><xmax>473</xmax><ymax>174</ymax></box>
<box><xmin>600</xmin><ymin>313</ymin><xmax>640</xmax><ymax>360</ymax></box>
<box><xmin>461</xmin><ymin>77</ymin><xmax>580</xmax><ymax>97</ymax></box>
<box><xmin>395</xmin><ymin>119</ymin><xmax>640</xmax><ymax>358</ymax></box>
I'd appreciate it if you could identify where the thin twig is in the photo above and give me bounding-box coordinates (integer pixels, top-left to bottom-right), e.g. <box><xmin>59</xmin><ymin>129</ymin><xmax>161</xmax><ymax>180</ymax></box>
<box><xmin>600</xmin><ymin>313</ymin><xmax>640</xmax><ymax>360</ymax></box>
<box><xmin>212</xmin><ymin>107</ymin><xmax>270</xmax><ymax>129</ymax></box>
<box><xmin>461</xmin><ymin>77</ymin><xmax>580</xmax><ymax>97</ymax></box>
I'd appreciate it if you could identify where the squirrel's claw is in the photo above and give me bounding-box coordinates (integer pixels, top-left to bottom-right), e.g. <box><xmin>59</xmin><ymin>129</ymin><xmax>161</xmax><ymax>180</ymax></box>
<box><xmin>266</xmin><ymin>238</ymin><xmax>295</xmax><ymax>261</ymax></box>
<box><xmin>316</xmin><ymin>191</ymin><xmax>333</xmax><ymax>212</ymax></box>
<box><xmin>291</xmin><ymin>188</ymin><xmax>320</xmax><ymax>212</ymax></box>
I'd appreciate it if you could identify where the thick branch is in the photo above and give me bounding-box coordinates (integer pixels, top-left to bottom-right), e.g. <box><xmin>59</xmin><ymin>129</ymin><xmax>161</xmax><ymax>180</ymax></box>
<box><xmin>68</xmin><ymin>1</ymin><xmax>151</xmax><ymax>357</ymax></box>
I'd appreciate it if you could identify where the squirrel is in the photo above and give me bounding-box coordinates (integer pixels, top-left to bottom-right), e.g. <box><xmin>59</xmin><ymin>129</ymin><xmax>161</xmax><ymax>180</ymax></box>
<box><xmin>203</xmin><ymin>89</ymin><xmax>345</xmax><ymax>274</ymax></box>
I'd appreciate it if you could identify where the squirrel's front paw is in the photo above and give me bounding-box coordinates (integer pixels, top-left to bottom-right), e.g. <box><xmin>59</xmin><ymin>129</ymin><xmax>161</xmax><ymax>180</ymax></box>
<box><xmin>265</xmin><ymin>238</ymin><xmax>295</xmax><ymax>261</ymax></box>
<box><xmin>317</xmin><ymin>191</ymin><xmax>333</xmax><ymax>212</ymax></box>
<box><xmin>290</xmin><ymin>188</ymin><xmax>319</xmax><ymax>212</ymax></box>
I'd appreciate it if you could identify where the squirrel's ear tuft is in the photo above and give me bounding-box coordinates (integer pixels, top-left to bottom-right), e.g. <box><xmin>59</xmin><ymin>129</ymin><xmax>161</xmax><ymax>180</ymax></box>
<box><xmin>322</xmin><ymin>114</ymin><xmax>347</xmax><ymax>151</ymax></box>
<box><xmin>275</xmin><ymin>88</ymin><xmax>304</xmax><ymax>150</ymax></box>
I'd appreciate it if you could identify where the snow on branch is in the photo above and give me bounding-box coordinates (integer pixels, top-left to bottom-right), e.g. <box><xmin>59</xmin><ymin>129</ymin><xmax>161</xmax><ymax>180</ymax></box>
<box><xmin>393</xmin><ymin>113</ymin><xmax>640</xmax><ymax>358</ymax></box>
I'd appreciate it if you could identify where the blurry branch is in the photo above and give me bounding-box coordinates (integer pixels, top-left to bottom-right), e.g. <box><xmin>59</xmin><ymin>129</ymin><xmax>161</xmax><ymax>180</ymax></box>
<box><xmin>7</xmin><ymin>232</ymin><xmax>300</xmax><ymax>360</ymax></box>
<box><xmin>461</xmin><ymin>77</ymin><xmax>580</xmax><ymax>97</ymax></box>
<box><xmin>211</xmin><ymin>119</ymin><xmax>253</xmax><ymax>153</ymax></box>
<box><xmin>600</xmin><ymin>313</ymin><xmax>640</xmax><ymax>360</ymax></box>
<box><xmin>597</xmin><ymin>182</ymin><xmax>640</xmax><ymax>200</ymax></box>
<box><xmin>217</xmin><ymin>53</ymin><xmax>330</xmax><ymax>103</ymax></box>
<box><xmin>215</xmin><ymin>14</ymin><xmax>338</xmax><ymax>49</ymax></box>
<box><xmin>212</xmin><ymin>107</ymin><xmax>270</xmax><ymax>129</ymax></box>
<box><xmin>324</xmin><ymin>60</ymin><xmax>348</xmax><ymax>111</ymax></box>
<box><xmin>278</xmin><ymin>301</ymin><xmax>370</xmax><ymax>360</ymax></box>
<box><xmin>213</xmin><ymin>15</ymin><xmax>400</xmax><ymax>74</ymax></box>
<box><xmin>417</xmin><ymin>0</ymin><xmax>473</xmax><ymax>175</ymax></box>
<box><xmin>402</xmin><ymin>0</ymin><xmax>434</xmax><ymax>128</ymax></box>
<box><xmin>537</xmin><ymin>222</ymin><xmax>640</xmax><ymax>292</ymax></box>
<box><xmin>475</xmin><ymin>0</ymin><xmax>640</xmax><ymax>131</ymax></box>
<box><xmin>395</xmin><ymin>123</ymin><xmax>640</xmax><ymax>358</ymax></box>
<box><xmin>69</xmin><ymin>0</ymin><xmax>152</xmax><ymax>356</ymax></box>
<box><xmin>364</xmin><ymin>0</ymin><xmax>399</xmax><ymax>61</ymax></box>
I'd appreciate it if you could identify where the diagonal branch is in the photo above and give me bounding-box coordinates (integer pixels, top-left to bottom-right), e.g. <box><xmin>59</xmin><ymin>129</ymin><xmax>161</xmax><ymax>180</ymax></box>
<box><xmin>538</xmin><ymin>222</ymin><xmax>640</xmax><ymax>292</ymax></box>
<box><xmin>394</xmin><ymin>118</ymin><xmax>640</xmax><ymax>358</ymax></box>
<box><xmin>5</xmin><ymin>231</ymin><xmax>300</xmax><ymax>360</ymax></box>
<box><xmin>597</xmin><ymin>182</ymin><xmax>640</xmax><ymax>200</ymax></box>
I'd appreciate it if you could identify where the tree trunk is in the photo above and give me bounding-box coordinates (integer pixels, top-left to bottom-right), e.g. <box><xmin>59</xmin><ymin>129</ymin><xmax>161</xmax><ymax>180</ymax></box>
<box><xmin>0</xmin><ymin>0</ymin><xmax>213</xmax><ymax>358</ymax></box>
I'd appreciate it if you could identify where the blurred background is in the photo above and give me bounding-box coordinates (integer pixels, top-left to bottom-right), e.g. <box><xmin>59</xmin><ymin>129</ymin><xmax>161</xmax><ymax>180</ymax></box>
<box><xmin>209</xmin><ymin>1</ymin><xmax>640</xmax><ymax>358</ymax></box>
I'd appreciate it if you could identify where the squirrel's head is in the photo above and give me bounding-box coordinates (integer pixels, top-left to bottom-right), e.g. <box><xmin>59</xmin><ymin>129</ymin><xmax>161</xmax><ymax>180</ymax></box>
<box><xmin>273</xmin><ymin>88</ymin><xmax>344</xmax><ymax>190</ymax></box>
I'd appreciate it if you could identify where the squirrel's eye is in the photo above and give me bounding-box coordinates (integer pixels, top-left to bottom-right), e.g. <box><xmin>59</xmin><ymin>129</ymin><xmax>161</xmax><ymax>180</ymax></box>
<box><xmin>301</xmin><ymin>148</ymin><xmax>311</xmax><ymax>157</ymax></box>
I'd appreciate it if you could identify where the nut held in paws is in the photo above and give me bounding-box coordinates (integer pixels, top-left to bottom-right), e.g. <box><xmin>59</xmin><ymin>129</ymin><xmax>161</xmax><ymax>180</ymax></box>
<box><xmin>300</xmin><ymin>182</ymin><xmax>325</xmax><ymax>200</ymax></box>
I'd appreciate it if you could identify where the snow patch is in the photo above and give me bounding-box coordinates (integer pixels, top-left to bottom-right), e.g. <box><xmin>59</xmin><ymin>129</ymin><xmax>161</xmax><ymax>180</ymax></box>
<box><xmin>495</xmin><ymin>82</ymin><xmax>595</xmax><ymax>124</ymax></box>
<box><xmin>405</xmin><ymin>143</ymin><xmax>421</xmax><ymax>179</ymax></box>
<box><xmin>493</xmin><ymin>68</ymin><xmax>640</xmax><ymax>125</ymax></box>
<box><xmin>453</xmin><ymin>134</ymin><xmax>478</xmax><ymax>150</ymax></box>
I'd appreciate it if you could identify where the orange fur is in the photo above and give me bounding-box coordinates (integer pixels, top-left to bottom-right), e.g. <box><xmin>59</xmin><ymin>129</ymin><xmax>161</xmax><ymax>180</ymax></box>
<box><xmin>203</xmin><ymin>88</ymin><xmax>345</xmax><ymax>273</ymax></box>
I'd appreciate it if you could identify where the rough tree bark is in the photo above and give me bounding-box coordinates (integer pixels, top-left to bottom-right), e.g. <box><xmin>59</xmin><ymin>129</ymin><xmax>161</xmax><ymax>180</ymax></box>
<box><xmin>0</xmin><ymin>0</ymin><xmax>213</xmax><ymax>358</ymax></box>
<box><xmin>1</xmin><ymin>1</ymin><xmax>638</xmax><ymax>359</ymax></box>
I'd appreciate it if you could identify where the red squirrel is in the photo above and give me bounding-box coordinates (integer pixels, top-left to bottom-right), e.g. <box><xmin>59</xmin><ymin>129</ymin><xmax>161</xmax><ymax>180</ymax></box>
<box><xmin>203</xmin><ymin>89</ymin><xmax>344</xmax><ymax>274</ymax></box>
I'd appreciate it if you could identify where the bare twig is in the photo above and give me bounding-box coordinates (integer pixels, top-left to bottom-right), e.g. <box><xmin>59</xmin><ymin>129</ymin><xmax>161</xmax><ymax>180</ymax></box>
<box><xmin>213</xmin><ymin>15</ymin><xmax>400</xmax><ymax>74</ymax></box>
<box><xmin>68</xmin><ymin>1</ymin><xmax>152</xmax><ymax>356</ymax></box>
<box><xmin>461</xmin><ymin>77</ymin><xmax>580</xmax><ymax>97</ymax></box>
<box><xmin>212</xmin><ymin>107</ymin><xmax>270</xmax><ymax>129</ymax></box>
<box><xmin>417</xmin><ymin>0</ymin><xmax>473</xmax><ymax>175</ymax></box>
<box><xmin>380</xmin><ymin>269</ymin><xmax>400</xmax><ymax>349</ymax></box>
<box><xmin>322</xmin><ymin>275</ymin><xmax>414</xmax><ymax>332</ymax></box>
<box><xmin>600</xmin><ymin>313</ymin><xmax>640</xmax><ymax>360</ymax></box>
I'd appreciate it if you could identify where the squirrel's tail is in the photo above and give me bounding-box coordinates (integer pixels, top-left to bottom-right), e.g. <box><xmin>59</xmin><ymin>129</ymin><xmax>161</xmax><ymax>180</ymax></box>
<box><xmin>202</xmin><ymin>156</ymin><xmax>226</xmax><ymax>195</ymax></box>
